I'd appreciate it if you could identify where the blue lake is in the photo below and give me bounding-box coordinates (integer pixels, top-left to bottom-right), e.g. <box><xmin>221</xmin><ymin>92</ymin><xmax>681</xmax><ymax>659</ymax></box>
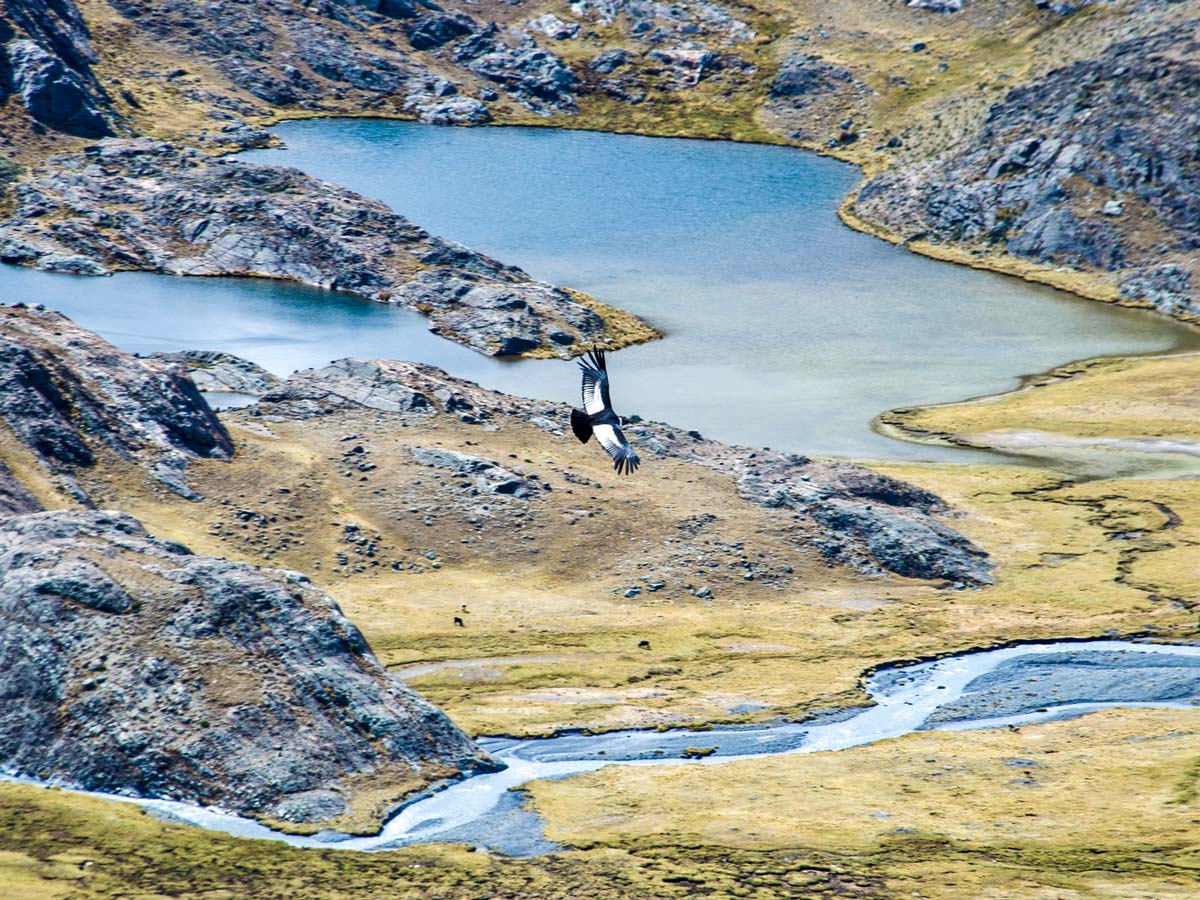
<box><xmin>1</xmin><ymin>120</ymin><xmax>1195</xmax><ymax>460</ymax></box>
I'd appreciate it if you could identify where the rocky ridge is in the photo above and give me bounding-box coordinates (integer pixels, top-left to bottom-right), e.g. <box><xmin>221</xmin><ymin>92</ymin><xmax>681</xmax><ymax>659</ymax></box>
<box><xmin>853</xmin><ymin>21</ymin><xmax>1200</xmax><ymax>319</ymax></box>
<box><xmin>255</xmin><ymin>357</ymin><xmax>992</xmax><ymax>585</ymax></box>
<box><xmin>0</xmin><ymin>139</ymin><xmax>652</xmax><ymax>357</ymax></box>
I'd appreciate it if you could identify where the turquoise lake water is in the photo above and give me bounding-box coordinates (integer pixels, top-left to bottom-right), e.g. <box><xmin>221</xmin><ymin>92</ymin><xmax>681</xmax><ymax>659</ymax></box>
<box><xmin>1</xmin><ymin>120</ymin><xmax>1195</xmax><ymax>460</ymax></box>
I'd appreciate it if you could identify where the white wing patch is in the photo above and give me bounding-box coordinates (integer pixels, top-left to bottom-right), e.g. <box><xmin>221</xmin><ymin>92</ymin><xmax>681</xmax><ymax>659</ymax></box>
<box><xmin>594</xmin><ymin>423</ymin><xmax>640</xmax><ymax>475</ymax></box>
<box><xmin>581</xmin><ymin>368</ymin><xmax>608</xmax><ymax>416</ymax></box>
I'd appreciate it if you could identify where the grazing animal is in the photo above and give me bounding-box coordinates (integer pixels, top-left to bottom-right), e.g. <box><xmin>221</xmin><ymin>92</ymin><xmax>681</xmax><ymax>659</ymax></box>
<box><xmin>453</xmin><ymin>616</ymin><xmax>465</xmax><ymax>628</ymax></box>
<box><xmin>638</xmin><ymin>640</ymin><xmax>651</xmax><ymax>650</ymax></box>
<box><xmin>571</xmin><ymin>347</ymin><xmax>640</xmax><ymax>475</ymax></box>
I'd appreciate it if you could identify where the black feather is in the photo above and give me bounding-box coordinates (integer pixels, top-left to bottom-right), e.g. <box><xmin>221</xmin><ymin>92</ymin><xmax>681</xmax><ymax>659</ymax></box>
<box><xmin>570</xmin><ymin>408</ymin><xmax>593</xmax><ymax>444</ymax></box>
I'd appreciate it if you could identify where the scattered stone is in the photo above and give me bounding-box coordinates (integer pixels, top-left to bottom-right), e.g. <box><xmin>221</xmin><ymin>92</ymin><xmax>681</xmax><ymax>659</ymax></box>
<box><xmin>259</xmin><ymin>358</ymin><xmax>991</xmax><ymax>584</ymax></box>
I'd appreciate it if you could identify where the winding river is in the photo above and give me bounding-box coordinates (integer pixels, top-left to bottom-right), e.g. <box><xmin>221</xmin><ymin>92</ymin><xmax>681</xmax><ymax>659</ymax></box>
<box><xmin>10</xmin><ymin>640</ymin><xmax>1200</xmax><ymax>855</ymax></box>
<box><xmin>0</xmin><ymin>122</ymin><xmax>1196</xmax><ymax>461</ymax></box>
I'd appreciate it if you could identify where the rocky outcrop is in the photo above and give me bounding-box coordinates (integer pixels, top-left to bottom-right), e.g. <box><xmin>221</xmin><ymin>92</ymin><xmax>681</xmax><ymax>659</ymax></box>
<box><xmin>0</xmin><ymin>0</ymin><xmax>118</xmax><ymax>137</ymax></box>
<box><xmin>453</xmin><ymin>26</ymin><xmax>579</xmax><ymax>113</ymax></box>
<box><xmin>0</xmin><ymin>139</ymin><xmax>646</xmax><ymax>357</ymax></box>
<box><xmin>853</xmin><ymin>24</ymin><xmax>1200</xmax><ymax>319</ymax></box>
<box><xmin>144</xmin><ymin>351</ymin><xmax>283</xmax><ymax>395</ymax></box>
<box><xmin>6</xmin><ymin>38</ymin><xmax>112</xmax><ymax>137</ymax></box>
<box><xmin>0</xmin><ymin>306</ymin><xmax>232</xmax><ymax>500</ymax></box>
<box><xmin>0</xmin><ymin>509</ymin><xmax>497</xmax><ymax>827</ymax></box>
<box><xmin>256</xmin><ymin>358</ymin><xmax>992</xmax><ymax>586</ymax></box>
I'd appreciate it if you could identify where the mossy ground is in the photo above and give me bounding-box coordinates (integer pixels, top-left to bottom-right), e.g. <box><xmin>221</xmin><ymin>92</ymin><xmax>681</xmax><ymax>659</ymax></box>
<box><xmin>884</xmin><ymin>352</ymin><xmax>1200</xmax><ymax>445</ymax></box>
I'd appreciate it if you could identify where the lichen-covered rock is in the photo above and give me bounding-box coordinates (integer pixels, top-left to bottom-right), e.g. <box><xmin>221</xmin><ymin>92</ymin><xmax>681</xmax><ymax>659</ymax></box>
<box><xmin>258</xmin><ymin>359</ymin><xmax>992</xmax><ymax>586</ymax></box>
<box><xmin>0</xmin><ymin>509</ymin><xmax>498</xmax><ymax>827</ymax></box>
<box><xmin>854</xmin><ymin>24</ymin><xmax>1200</xmax><ymax>319</ymax></box>
<box><xmin>0</xmin><ymin>139</ymin><xmax>644</xmax><ymax>357</ymax></box>
<box><xmin>405</xmin><ymin>12</ymin><xmax>475</xmax><ymax>50</ymax></box>
<box><xmin>404</xmin><ymin>92</ymin><xmax>492</xmax><ymax>124</ymax></box>
<box><xmin>527</xmin><ymin>14</ymin><xmax>581</xmax><ymax>41</ymax></box>
<box><xmin>0</xmin><ymin>306</ymin><xmax>232</xmax><ymax>500</ymax></box>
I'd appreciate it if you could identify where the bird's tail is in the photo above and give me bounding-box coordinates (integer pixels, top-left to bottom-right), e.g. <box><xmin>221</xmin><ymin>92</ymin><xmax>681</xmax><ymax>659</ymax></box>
<box><xmin>570</xmin><ymin>408</ymin><xmax>593</xmax><ymax>444</ymax></box>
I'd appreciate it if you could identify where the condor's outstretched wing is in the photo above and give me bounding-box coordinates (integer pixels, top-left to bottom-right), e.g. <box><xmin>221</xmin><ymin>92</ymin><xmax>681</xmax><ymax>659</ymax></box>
<box><xmin>594</xmin><ymin>422</ymin><xmax>640</xmax><ymax>475</ymax></box>
<box><xmin>578</xmin><ymin>348</ymin><xmax>613</xmax><ymax>416</ymax></box>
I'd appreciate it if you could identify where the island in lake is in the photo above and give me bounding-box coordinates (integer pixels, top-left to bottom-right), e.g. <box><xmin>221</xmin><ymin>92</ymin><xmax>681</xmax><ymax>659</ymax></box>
<box><xmin>1</xmin><ymin>2</ymin><xmax>1198</xmax><ymax>899</ymax></box>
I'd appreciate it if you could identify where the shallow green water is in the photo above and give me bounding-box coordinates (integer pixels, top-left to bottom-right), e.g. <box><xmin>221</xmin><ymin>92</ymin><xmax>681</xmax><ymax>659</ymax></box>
<box><xmin>2</xmin><ymin>121</ymin><xmax>1195</xmax><ymax>461</ymax></box>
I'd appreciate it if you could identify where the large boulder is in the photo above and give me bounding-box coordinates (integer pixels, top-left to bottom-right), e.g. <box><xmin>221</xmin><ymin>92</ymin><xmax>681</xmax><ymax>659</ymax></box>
<box><xmin>0</xmin><ymin>509</ymin><xmax>498</xmax><ymax>828</ymax></box>
<box><xmin>7</xmin><ymin>39</ymin><xmax>111</xmax><ymax>136</ymax></box>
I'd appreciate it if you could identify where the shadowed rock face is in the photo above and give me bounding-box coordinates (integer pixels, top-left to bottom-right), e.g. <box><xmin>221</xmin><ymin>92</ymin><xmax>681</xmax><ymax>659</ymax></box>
<box><xmin>257</xmin><ymin>358</ymin><xmax>992</xmax><ymax>585</ymax></box>
<box><xmin>855</xmin><ymin>24</ymin><xmax>1200</xmax><ymax>319</ymax></box>
<box><xmin>0</xmin><ymin>509</ymin><xmax>498</xmax><ymax>826</ymax></box>
<box><xmin>0</xmin><ymin>139</ymin><xmax>638</xmax><ymax>357</ymax></box>
<box><xmin>0</xmin><ymin>0</ymin><xmax>117</xmax><ymax>136</ymax></box>
<box><xmin>0</xmin><ymin>306</ymin><xmax>232</xmax><ymax>500</ymax></box>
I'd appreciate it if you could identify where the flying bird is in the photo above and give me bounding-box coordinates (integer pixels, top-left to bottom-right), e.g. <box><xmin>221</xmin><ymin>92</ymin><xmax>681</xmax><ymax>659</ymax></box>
<box><xmin>571</xmin><ymin>347</ymin><xmax>641</xmax><ymax>475</ymax></box>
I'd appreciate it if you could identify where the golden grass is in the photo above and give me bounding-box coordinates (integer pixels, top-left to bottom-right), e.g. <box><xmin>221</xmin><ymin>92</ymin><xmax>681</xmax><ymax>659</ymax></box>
<box><xmin>884</xmin><ymin>352</ymin><xmax>1200</xmax><ymax>445</ymax></box>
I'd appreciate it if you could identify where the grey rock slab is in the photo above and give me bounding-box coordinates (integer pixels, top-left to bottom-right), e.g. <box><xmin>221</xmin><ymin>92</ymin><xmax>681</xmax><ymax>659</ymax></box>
<box><xmin>146</xmin><ymin>351</ymin><xmax>282</xmax><ymax>395</ymax></box>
